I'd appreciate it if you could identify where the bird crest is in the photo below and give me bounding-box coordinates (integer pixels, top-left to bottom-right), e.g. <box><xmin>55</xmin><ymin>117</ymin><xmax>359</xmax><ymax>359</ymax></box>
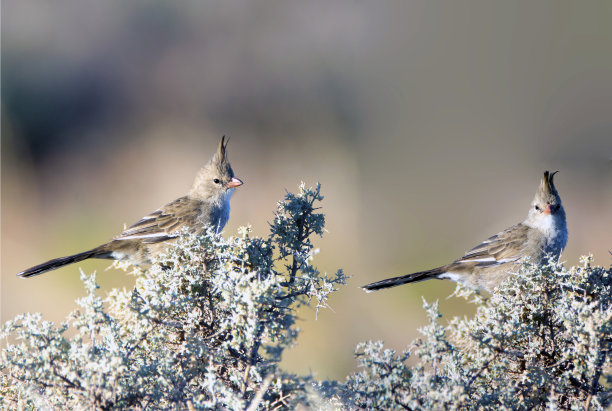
<box><xmin>538</xmin><ymin>170</ymin><xmax>558</xmax><ymax>197</ymax></box>
<box><xmin>213</xmin><ymin>136</ymin><xmax>229</xmax><ymax>165</ymax></box>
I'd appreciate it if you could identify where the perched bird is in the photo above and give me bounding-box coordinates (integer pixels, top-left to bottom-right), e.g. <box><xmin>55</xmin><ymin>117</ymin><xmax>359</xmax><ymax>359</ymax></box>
<box><xmin>363</xmin><ymin>171</ymin><xmax>567</xmax><ymax>292</ymax></box>
<box><xmin>18</xmin><ymin>136</ymin><xmax>243</xmax><ymax>278</ymax></box>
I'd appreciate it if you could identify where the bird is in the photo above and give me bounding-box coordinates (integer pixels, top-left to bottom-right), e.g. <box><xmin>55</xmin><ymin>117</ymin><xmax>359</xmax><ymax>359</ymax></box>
<box><xmin>17</xmin><ymin>136</ymin><xmax>243</xmax><ymax>278</ymax></box>
<box><xmin>363</xmin><ymin>171</ymin><xmax>567</xmax><ymax>293</ymax></box>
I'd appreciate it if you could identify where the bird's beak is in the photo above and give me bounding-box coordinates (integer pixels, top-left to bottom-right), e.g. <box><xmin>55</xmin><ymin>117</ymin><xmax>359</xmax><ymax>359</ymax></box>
<box><xmin>227</xmin><ymin>177</ymin><xmax>243</xmax><ymax>188</ymax></box>
<box><xmin>542</xmin><ymin>204</ymin><xmax>552</xmax><ymax>215</ymax></box>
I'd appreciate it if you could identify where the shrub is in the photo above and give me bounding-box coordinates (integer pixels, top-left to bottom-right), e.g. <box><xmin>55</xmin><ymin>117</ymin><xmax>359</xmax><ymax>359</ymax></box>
<box><xmin>1</xmin><ymin>183</ymin><xmax>346</xmax><ymax>410</ymax></box>
<box><xmin>2</xmin><ymin>182</ymin><xmax>610</xmax><ymax>410</ymax></box>
<box><xmin>345</xmin><ymin>256</ymin><xmax>612</xmax><ymax>410</ymax></box>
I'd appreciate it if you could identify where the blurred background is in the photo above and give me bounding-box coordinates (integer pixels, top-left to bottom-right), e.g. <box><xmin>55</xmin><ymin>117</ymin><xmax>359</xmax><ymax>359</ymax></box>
<box><xmin>2</xmin><ymin>1</ymin><xmax>611</xmax><ymax>381</ymax></box>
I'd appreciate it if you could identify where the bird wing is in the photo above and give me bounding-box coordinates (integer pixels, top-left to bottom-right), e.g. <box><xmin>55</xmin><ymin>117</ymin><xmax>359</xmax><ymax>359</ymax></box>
<box><xmin>116</xmin><ymin>196</ymin><xmax>200</xmax><ymax>244</ymax></box>
<box><xmin>455</xmin><ymin>223</ymin><xmax>529</xmax><ymax>267</ymax></box>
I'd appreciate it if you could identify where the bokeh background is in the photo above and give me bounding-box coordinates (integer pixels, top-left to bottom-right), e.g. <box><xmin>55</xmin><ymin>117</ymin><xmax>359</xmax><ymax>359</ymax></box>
<box><xmin>2</xmin><ymin>2</ymin><xmax>611</xmax><ymax>381</ymax></box>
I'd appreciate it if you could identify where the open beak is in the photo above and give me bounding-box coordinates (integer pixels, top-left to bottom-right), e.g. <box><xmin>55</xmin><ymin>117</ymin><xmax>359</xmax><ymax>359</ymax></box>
<box><xmin>227</xmin><ymin>177</ymin><xmax>243</xmax><ymax>188</ymax></box>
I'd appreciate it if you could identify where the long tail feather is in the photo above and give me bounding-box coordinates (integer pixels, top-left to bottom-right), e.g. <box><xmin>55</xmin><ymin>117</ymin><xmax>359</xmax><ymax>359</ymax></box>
<box><xmin>362</xmin><ymin>266</ymin><xmax>445</xmax><ymax>292</ymax></box>
<box><xmin>17</xmin><ymin>248</ymin><xmax>108</xmax><ymax>278</ymax></box>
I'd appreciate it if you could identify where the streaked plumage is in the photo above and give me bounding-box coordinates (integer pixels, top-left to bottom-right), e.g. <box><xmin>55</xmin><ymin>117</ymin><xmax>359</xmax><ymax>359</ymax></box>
<box><xmin>363</xmin><ymin>171</ymin><xmax>567</xmax><ymax>292</ymax></box>
<box><xmin>18</xmin><ymin>136</ymin><xmax>243</xmax><ymax>278</ymax></box>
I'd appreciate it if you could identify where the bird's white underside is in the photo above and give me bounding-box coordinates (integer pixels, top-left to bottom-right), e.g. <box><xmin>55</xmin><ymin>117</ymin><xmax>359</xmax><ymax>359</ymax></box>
<box><xmin>111</xmin><ymin>251</ymin><xmax>127</xmax><ymax>260</ymax></box>
<box><xmin>527</xmin><ymin>213</ymin><xmax>556</xmax><ymax>236</ymax></box>
<box><xmin>439</xmin><ymin>273</ymin><xmax>462</xmax><ymax>282</ymax></box>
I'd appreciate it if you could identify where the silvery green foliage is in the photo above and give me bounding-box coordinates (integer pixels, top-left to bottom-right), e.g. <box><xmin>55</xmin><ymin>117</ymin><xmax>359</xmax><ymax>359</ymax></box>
<box><xmin>1</xmin><ymin>183</ymin><xmax>346</xmax><ymax>410</ymax></box>
<box><xmin>346</xmin><ymin>257</ymin><xmax>611</xmax><ymax>410</ymax></box>
<box><xmin>3</xmin><ymin>185</ymin><xmax>610</xmax><ymax>411</ymax></box>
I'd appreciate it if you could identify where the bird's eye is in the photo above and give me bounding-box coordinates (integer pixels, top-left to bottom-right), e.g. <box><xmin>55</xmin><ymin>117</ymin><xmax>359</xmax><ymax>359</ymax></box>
<box><xmin>213</xmin><ymin>178</ymin><xmax>221</xmax><ymax>184</ymax></box>
<box><xmin>535</xmin><ymin>205</ymin><xmax>541</xmax><ymax>211</ymax></box>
